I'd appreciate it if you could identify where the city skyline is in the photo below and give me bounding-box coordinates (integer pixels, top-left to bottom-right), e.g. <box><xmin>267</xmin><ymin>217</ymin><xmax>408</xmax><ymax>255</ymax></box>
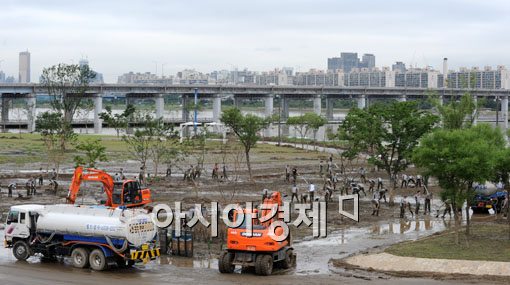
<box><xmin>1</xmin><ymin>0</ymin><xmax>510</xmax><ymax>82</ymax></box>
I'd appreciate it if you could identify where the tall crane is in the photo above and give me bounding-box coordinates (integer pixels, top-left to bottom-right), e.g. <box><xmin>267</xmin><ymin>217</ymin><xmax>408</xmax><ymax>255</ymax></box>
<box><xmin>67</xmin><ymin>166</ymin><xmax>152</xmax><ymax>208</ymax></box>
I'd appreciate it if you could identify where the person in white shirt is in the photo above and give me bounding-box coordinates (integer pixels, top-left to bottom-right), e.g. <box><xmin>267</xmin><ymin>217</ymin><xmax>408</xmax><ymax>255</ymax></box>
<box><xmin>291</xmin><ymin>184</ymin><xmax>299</xmax><ymax>203</ymax></box>
<box><xmin>401</xmin><ymin>174</ymin><xmax>408</xmax><ymax>188</ymax></box>
<box><xmin>309</xmin><ymin>183</ymin><xmax>316</xmax><ymax>203</ymax></box>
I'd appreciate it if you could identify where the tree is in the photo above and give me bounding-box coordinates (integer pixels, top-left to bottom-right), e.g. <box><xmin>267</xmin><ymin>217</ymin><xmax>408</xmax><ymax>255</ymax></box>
<box><xmin>340</xmin><ymin>101</ymin><xmax>438</xmax><ymax>204</ymax></box>
<box><xmin>221</xmin><ymin>108</ymin><xmax>269</xmax><ymax>180</ymax></box>
<box><xmin>122</xmin><ymin>114</ymin><xmax>177</xmax><ymax>176</ymax></box>
<box><xmin>286</xmin><ymin>112</ymin><xmax>327</xmax><ymax>149</ymax></box>
<box><xmin>40</xmin><ymin>63</ymin><xmax>95</xmax><ymax>150</ymax></box>
<box><xmin>41</xmin><ymin>63</ymin><xmax>96</xmax><ymax>123</ymax></box>
<box><xmin>493</xmin><ymin>147</ymin><xmax>510</xmax><ymax>240</ymax></box>
<box><xmin>35</xmin><ymin>111</ymin><xmax>76</xmax><ymax>178</ymax></box>
<box><xmin>73</xmin><ymin>139</ymin><xmax>108</xmax><ymax>168</ymax></box>
<box><xmin>99</xmin><ymin>104</ymin><xmax>136</xmax><ymax>137</ymax></box>
<box><xmin>430</xmin><ymin>92</ymin><xmax>479</xmax><ymax>130</ymax></box>
<box><xmin>413</xmin><ymin>124</ymin><xmax>504</xmax><ymax>239</ymax></box>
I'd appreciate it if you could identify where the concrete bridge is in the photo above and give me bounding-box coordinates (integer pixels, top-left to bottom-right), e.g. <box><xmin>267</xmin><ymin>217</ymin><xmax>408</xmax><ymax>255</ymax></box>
<box><xmin>1</xmin><ymin>83</ymin><xmax>509</xmax><ymax>133</ymax></box>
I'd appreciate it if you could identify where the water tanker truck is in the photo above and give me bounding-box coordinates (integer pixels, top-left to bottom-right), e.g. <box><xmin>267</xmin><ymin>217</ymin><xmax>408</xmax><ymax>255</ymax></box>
<box><xmin>3</xmin><ymin>204</ymin><xmax>160</xmax><ymax>271</ymax></box>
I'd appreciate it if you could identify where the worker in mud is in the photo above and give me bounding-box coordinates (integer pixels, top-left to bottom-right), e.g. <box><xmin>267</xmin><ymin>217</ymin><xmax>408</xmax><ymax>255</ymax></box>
<box><xmin>319</xmin><ymin>160</ymin><xmax>324</xmax><ymax>176</ymax></box>
<box><xmin>332</xmin><ymin>172</ymin><xmax>339</xmax><ymax>190</ymax></box>
<box><xmin>120</xmin><ymin>168</ymin><xmax>126</xmax><ymax>180</ymax></box>
<box><xmin>292</xmin><ymin>167</ymin><xmax>298</xmax><ymax>183</ymax></box>
<box><xmin>51</xmin><ymin>168</ymin><xmax>57</xmax><ymax>180</ymax></box>
<box><xmin>308</xmin><ymin>182</ymin><xmax>316</xmax><ymax>203</ymax></box>
<box><xmin>437</xmin><ymin>198</ymin><xmax>452</xmax><ymax>219</ymax></box>
<box><xmin>378</xmin><ymin>188</ymin><xmax>388</xmax><ymax>203</ymax></box>
<box><xmin>290</xmin><ymin>184</ymin><xmax>299</xmax><ymax>204</ymax></box>
<box><xmin>212</xmin><ymin>163</ymin><xmax>219</xmax><ymax>180</ymax></box>
<box><xmin>138</xmin><ymin>167</ymin><xmax>145</xmax><ymax>185</ymax></box>
<box><xmin>25</xmin><ymin>179</ymin><xmax>32</xmax><ymax>196</ymax></box>
<box><xmin>324</xmin><ymin>179</ymin><xmax>334</xmax><ymax>201</ymax></box>
<box><xmin>368</xmin><ymin>179</ymin><xmax>376</xmax><ymax>193</ymax></box>
<box><xmin>285</xmin><ymin>165</ymin><xmax>290</xmax><ymax>182</ymax></box>
<box><xmin>399</xmin><ymin>196</ymin><xmax>407</xmax><ymax>218</ymax></box>
<box><xmin>401</xmin><ymin>173</ymin><xmax>408</xmax><ymax>188</ymax></box>
<box><xmin>408</xmin><ymin>175</ymin><xmax>416</xmax><ymax>188</ymax></box>
<box><xmin>424</xmin><ymin>189</ymin><xmax>432</xmax><ymax>215</ymax></box>
<box><xmin>262</xmin><ymin>188</ymin><xmax>270</xmax><ymax>202</ymax></box>
<box><xmin>414</xmin><ymin>190</ymin><xmax>421</xmax><ymax>215</ymax></box>
<box><xmin>222</xmin><ymin>164</ymin><xmax>228</xmax><ymax>180</ymax></box>
<box><xmin>30</xmin><ymin>178</ymin><xmax>37</xmax><ymax>195</ymax></box>
<box><xmin>377</xmin><ymin>177</ymin><xmax>383</xmax><ymax>190</ymax></box>
<box><xmin>8</xmin><ymin>182</ymin><xmax>16</xmax><ymax>198</ymax></box>
<box><xmin>371</xmin><ymin>192</ymin><xmax>380</xmax><ymax>216</ymax></box>
<box><xmin>166</xmin><ymin>164</ymin><xmax>172</xmax><ymax>178</ymax></box>
<box><xmin>38</xmin><ymin>167</ymin><xmax>44</xmax><ymax>186</ymax></box>
<box><xmin>416</xmin><ymin>174</ymin><xmax>423</xmax><ymax>188</ymax></box>
<box><xmin>359</xmin><ymin>167</ymin><xmax>366</xmax><ymax>183</ymax></box>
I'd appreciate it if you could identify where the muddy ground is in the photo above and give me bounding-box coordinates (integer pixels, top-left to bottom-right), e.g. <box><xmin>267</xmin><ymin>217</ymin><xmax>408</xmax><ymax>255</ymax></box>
<box><xmin>0</xmin><ymin>143</ymin><xmax>505</xmax><ymax>284</ymax></box>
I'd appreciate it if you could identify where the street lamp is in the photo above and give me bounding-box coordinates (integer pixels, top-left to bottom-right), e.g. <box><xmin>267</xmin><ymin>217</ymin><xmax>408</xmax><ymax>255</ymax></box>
<box><xmin>276</xmin><ymin>94</ymin><xmax>282</xmax><ymax>146</ymax></box>
<box><xmin>496</xmin><ymin>96</ymin><xmax>500</xmax><ymax>127</ymax></box>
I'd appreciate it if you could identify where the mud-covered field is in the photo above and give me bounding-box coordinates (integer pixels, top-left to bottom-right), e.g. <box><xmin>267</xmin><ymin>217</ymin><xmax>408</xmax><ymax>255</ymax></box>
<box><xmin>0</xmin><ymin>141</ymin><xmax>505</xmax><ymax>284</ymax></box>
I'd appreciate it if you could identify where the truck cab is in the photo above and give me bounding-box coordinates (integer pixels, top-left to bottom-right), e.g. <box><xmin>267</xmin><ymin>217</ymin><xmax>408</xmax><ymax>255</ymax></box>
<box><xmin>4</xmin><ymin>205</ymin><xmax>43</xmax><ymax>248</ymax></box>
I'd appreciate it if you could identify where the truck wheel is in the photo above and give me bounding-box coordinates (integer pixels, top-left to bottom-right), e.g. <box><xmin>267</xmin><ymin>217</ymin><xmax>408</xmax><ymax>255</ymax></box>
<box><xmin>218</xmin><ymin>251</ymin><xmax>234</xmax><ymax>273</ymax></box>
<box><xmin>89</xmin><ymin>249</ymin><xmax>107</xmax><ymax>271</ymax></box>
<box><xmin>13</xmin><ymin>241</ymin><xmax>31</xmax><ymax>261</ymax></box>
<box><xmin>255</xmin><ymin>254</ymin><xmax>273</xmax><ymax>276</ymax></box>
<box><xmin>280</xmin><ymin>249</ymin><xmax>293</xmax><ymax>269</ymax></box>
<box><xmin>71</xmin><ymin>247</ymin><xmax>90</xmax><ymax>268</ymax></box>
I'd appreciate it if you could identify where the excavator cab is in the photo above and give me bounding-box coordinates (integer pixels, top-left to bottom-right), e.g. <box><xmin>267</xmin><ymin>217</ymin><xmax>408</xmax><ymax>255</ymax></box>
<box><xmin>219</xmin><ymin>191</ymin><xmax>295</xmax><ymax>276</ymax></box>
<box><xmin>68</xmin><ymin>167</ymin><xmax>152</xmax><ymax>208</ymax></box>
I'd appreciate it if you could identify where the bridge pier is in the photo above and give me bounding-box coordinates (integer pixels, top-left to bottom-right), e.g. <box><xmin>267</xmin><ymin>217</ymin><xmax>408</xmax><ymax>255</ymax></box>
<box><xmin>27</xmin><ymin>94</ymin><xmax>36</xmax><ymax>132</ymax></box>
<box><xmin>213</xmin><ymin>94</ymin><xmax>222</xmax><ymax>122</ymax></box>
<box><xmin>357</xmin><ymin>95</ymin><xmax>366</xmax><ymax>109</ymax></box>
<box><xmin>1</xmin><ymin>97</ymin><xmax>9</xmax><ymax>123</ymax></box>
<box><xmin>93</xmin><ymin>94</ymin><xmax>103</xmax><ymax>134</ymax></box>
<box><xmin>313</xmin><ymin>94</ymin><xmax>322</xmax><ymax>115</ymax></box>
<box><xmin>264</xmin><ymin>94</ymin><xmax>274</xmax><ymax>117</ymax></box>
<box><xmin>281</xmin><ymin>96</ymin><xmax>289</xmax><ymax>120</ymax></box>
<box><xmin>182</xmin><ymin>95</ymin><xmax>190</xmax><ymax>122</ymax></box>
<box><xmin>326</xmin><ymin>97</ymin><xmax>334</xmax><ymax>120</ymax></box>
<box><xmin>155</xmin><ymin>94</ymin><xmax>165</xmax><ymax>119</ymax></box>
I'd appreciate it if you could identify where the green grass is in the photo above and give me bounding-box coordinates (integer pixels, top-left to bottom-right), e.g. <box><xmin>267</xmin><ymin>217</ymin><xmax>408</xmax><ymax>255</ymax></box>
<box><xmin>0</xmin><ymin>133</ymin><xmax>321</xmax><ymax>166</ymax></box>
<box><xmin>386</xmin><ymin>224</ymin><xmax>510</xmax><ymax>262</ymax></box>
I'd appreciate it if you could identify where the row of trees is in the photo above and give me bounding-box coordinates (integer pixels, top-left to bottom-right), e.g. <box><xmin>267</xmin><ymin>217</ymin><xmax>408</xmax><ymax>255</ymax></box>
<box><xmin>338</xmin><ymin>93</ymin><xmax>509</xmax><ymax>241</ymax></box>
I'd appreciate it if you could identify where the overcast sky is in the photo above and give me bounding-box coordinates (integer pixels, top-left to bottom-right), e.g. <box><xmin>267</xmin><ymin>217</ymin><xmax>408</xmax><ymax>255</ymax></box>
<box><xmin>1</xmin><ymin>0</ymin><xmax>509</xmax><ymax>82</ymax></box>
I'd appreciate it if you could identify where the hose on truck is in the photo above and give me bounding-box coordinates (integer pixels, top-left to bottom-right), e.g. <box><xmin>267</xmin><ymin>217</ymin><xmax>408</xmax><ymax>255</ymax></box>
<box><xmin>105</xmin><ymin>236</ymin><xmax>128</xmax><ymax>254</ymax></box>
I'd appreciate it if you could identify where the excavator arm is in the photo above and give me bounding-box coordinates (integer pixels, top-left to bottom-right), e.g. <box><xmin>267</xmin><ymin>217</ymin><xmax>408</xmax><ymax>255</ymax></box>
<box><xmin>67</xmin><ymin>166</ymin><xmax>115</xmax><ymax>206</ymax></box>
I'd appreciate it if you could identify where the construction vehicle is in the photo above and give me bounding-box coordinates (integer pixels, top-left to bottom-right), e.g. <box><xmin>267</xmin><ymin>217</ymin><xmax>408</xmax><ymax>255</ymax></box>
<box><xmin>219</xmin><ymin>191</ymin><xmax>295</xmax><ymax>276</ymax></box>
<box><xmin>67</xmin><ymin>166</ymin><xmax>151</xmax><ymax>208</ymax></box>
<box><xmin>4</xmin><ymin>204</ymin><xmax>160</xmax><ymax>270</ymax></box>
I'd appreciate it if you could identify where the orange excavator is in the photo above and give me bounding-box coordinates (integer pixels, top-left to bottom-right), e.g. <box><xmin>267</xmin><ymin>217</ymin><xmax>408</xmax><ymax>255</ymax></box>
<box><xmin>67</xmin><ymin>166</ymin><xmax>152</xmax><ymax>208</ymax></box>
<box><xmin>219</xmin><ymin>191</ymin><xmax>295</xmax><ymax>275</ymax></box>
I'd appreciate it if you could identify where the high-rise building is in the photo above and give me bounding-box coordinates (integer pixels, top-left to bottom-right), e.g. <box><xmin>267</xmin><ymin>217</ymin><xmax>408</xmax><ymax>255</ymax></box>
<box><xmin>446</xmin><ymin>66</ymin><xmax>510</xmax><ymax>89</ymax></box>
<box><xmin>360</xmin><ymin>54</ymin><xmax>376</xmax><ymax>69</ymax></box>
<box><xmin>395</xmin><ymin>68</ymin><xmax>439</xmax><ymax>88</ymax></box>
<box><xmin>340</xmin><ymin>52</ymin><xmax>359</xmax><ymax>73</ymax></box>
<box><xmin>19</xmin><ymin>51</ymin><xmax>31</xmax><ymax>83</ymax></box>
<box><xmin>0</xmin><ymin>71</ymin><xmax>5</xmax><ymax>83</ymax></box>
<box><xmin>327</xmin><ymin>57</ymin><xmax>342</xmax><ymax>71</ymax></box>
<box><xmin>327</xmin><ymin>52</ymin><xmax>375</xmax><ymax>72</ymax></box>
<box><xmin>392</xmin><ymin>61</ymin><xmax>406</xmax><ymax>73</ymax></box>
<box><xmin>345</xmin><ymin>67</ymin><xmax>395</xmax><ymax>87</ymax></box>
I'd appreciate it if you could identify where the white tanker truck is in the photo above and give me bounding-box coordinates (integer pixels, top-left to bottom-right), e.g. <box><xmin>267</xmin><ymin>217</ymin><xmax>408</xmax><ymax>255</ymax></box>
<box><xmin>3</xmin><ymin>204</ymin><xmax>160</xmax><ymax>271</ymax></box>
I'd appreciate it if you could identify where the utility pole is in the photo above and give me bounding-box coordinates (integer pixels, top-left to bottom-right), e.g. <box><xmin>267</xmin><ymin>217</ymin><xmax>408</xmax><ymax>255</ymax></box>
<box><xmin>277</xmin><ymin>95</ymin><xmax>282</xmax><ymax>146</ymax></box>
<box><xmin>194</xmin><ymin>88</ymin><xmax>198</xmax><ymax>135</ymax></box>
<box><xmin>496</xmin><ymin>96</ymin><xmax>500</xmax><ymax>127</ymax></box>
